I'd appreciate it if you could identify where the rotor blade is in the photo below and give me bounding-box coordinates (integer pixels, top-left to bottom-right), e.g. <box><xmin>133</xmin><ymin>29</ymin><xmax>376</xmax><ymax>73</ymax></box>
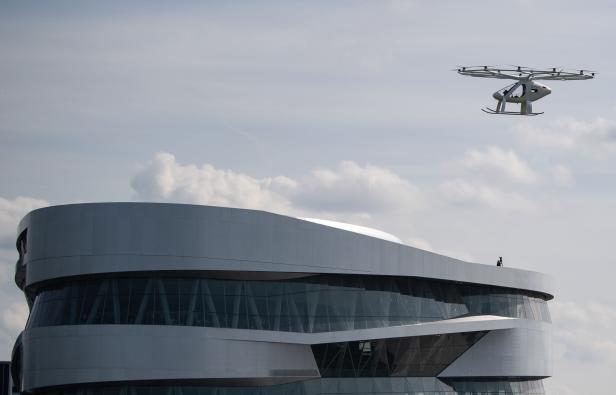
<box><xmin>456</xmin><ymin>65</ymin><xmax>596</xmax><ymax>80</ymax></box>
<box><xmin>531</xmin><ymin>68</ymin><xmax>596</xmax><ymax>80</ymax></box>
<box><xmin>457</xmin><ymin>67</ymin><xmax>524</xmax><ymax>80</ymax></box>
<box><xmin>461</xmin><ymin>65</ymin><xmax>496</xmax><ymax>68</ymax></box>
<box><xmin>504</xmin><ymin>64</ymin><xmax>536</xmax><ymax>72</ymax></box>
<box><xmin>457</xmin><ymin>70</ymin><xmax>521</xmax><ymax>80</ymax></box>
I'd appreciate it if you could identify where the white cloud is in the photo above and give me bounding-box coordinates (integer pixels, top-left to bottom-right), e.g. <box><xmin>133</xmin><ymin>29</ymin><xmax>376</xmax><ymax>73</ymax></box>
<box><xmin>438</xmin><ymin>178</ymin><xmax>534</xmax><ymax>212</ymax></box>
<box><xmin>131</xmin><ymin>153</ymin><xmax>422</xmax><ymax>217</ymax></box>
<box><xmin>131</xmin><ymin>152</ymin><xmax>294</xmax><ymax>213</ymax></box>
<box><xmin>0</xmin><ymin>196</ymin><xmax>48</xmax><ymax>356</ymax></box>
<box><xmin>407</xmin><ymin>237</ymin><xmax>475</xmax><ymax>262</ymax></box>
<box><xmin>462</xmin><ymin>146</ymin><xmax>539</xmax><ymax>185</ymax></box>
<box><xmin>551</xmin><ymin>300</ymin><xmax>616</xmax><ymax>364</ymax></box>
<box><xmin>406</xmin><ymin>237</ymin><xmax>434</xmax><ymax>252</ymax></box>
<box><xmin>2</xmin><ymin>301</ymin><xmax>28</xmax><ymax>333</ymax></box>
<box><xmin>292</xmin><ymin>160</ymin><xmax>422</xmax><ymax>214</ymax></box>
<box><xmin>516</xmin><ymin>117</ymin><xmax>616</xmax><ymax>157</ymax></box>
<box><xmin>0</xmin><ymin>196</ymin><xmax>49</xmax><ymax>247</ymax></box>
<box><xmin>0</xmin><ymin>248</ymin><xmax>14</xmax><ymax>283</ymax></box>
<box><xmin>436</xmin><ymin>146</ymin><xmax>541</xmax><ymax>213</ymax></box>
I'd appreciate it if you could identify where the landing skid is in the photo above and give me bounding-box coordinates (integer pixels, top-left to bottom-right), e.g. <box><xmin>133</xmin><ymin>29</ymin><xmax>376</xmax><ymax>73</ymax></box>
<box><xmin>482</xmin><ymin>107</ymin><xmax>543</xmax><ymax>116</ymax></box>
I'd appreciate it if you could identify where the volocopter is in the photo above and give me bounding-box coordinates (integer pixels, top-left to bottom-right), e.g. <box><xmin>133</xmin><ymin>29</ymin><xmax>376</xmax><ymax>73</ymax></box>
<box><xmin>457</xmin><ymin>65</ymin><xmax>595</xmax><ymax>116</ymax></box>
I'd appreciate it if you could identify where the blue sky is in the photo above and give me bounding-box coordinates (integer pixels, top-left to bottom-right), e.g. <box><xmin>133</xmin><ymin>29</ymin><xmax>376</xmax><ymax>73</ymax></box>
<box><xmin>1</xmin><ymin>1</ymin><xmax>616</xmax><ymax>393</ymax></box>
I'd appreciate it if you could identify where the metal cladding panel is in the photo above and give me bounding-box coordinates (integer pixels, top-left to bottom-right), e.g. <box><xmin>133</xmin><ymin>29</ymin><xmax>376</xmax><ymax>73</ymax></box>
<box><xmin>13</xmin><ymin>203</ymin><xmax>554</xmax><ymax>393</ymax></box>
<box><xmin>19</xmin><ymin>318</ymin><xmax>549</xmax><ymax>392</ymax></box>
<box><xmin>20</xmin><ymin>326</ymin><xmax>319</xmax><ymax>392</ymax></box>
<box><xmin>18</xmin><ymin>203</ymin><xmax>553</xmax><ymax>297</ymax></box>
<box><xmin>438</xmin><ymin>326</ymin><xmax>552</xmax><ymax>378</ymax></box>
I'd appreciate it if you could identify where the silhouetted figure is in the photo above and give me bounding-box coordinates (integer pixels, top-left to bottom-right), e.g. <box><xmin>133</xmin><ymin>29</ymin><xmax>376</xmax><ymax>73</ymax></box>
<box><xmin>497</xmin><ymin>257</ymin><xmax>503</xmax><ymax>267</ymax></box>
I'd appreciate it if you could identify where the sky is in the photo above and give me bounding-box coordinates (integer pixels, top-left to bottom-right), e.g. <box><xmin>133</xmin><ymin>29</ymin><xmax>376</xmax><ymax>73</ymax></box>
<box><xmin>1</xmin><ymin>1</ymin><xmax>615</xmax><ymax>393</ymax></box>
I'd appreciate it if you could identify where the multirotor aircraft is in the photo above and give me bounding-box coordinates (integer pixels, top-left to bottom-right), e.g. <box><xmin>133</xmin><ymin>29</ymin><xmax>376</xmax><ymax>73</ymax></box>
<box><xmin>457</xmin><ymin>66</ymin><xmax>595</xmax><ymax>116</ymax></box>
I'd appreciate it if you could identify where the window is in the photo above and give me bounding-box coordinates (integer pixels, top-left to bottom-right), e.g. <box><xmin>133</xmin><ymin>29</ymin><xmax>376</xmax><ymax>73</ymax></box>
<box><xmin>312</xmin><ymin>332</ymin><xmax>487</xmax><ymax>377</ymax></box>
<box><xmin>28</xmin><ymin>275</ymin><xmax>551</xmax><ymax>331</ymax></box>
<box><xmin>16</xmin><ymin>230</ymin><xmax>27</xmax><ymax>261</ymax></box>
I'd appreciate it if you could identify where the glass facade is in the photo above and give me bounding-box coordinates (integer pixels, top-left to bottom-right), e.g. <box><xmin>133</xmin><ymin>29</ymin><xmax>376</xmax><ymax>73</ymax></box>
<box><xmin>36</xmin><ymin>379</ymin><xmax>545</xmax><ymax>395</ymax></box>
<box><xmin>444</xmin><ymin>379</ymin><xmax>546</xmax><ymax>394</ymax></box>
<box><xmin>28</xmin><ymin>274</ymin><xmax>550</xmax><ymax>332</ymax></box>
<box><xmin>312</xmin><ymin>332</ymin><xmax>487</xmax><ymax>377</ymax></box>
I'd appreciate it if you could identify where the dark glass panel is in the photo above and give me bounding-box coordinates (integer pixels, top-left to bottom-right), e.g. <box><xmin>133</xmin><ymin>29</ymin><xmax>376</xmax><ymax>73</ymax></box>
<box><xmin>312</xmin><ymin>331</ymin><xmax>487</xmax><ymax>377</ymax></box>
<box><xmin>1</xmin><ymin>362</ymin><xmax>9</xmax><ymax>395</ymax></box>
<box><xmin>444</xmin><ymin>377</ymin><xmax>546</xmax><ymax>394</ymax></box>
<box><xmin>28</xmin><ymin>274</ymin><xmax>551</xmax><ymax>332</ymax></box>
<box><xmin>35</xmin><ymin>378</ymin><xmax>546</xmax><ymax>395</ymax></box>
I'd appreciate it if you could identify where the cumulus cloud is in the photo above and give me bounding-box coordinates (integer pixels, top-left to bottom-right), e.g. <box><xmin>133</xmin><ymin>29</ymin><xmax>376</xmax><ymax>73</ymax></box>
<box><xmin>131</xmin><ymin>153</ymin><xmax>422</xmax><ymax>217</ymax></box>
<box><xmin>406</xmin><ymin>237</ymin><xmax>475</xmax><ymax>262</ymax></box>
<box><xmin>406</xmin><ymin>237</ymin><xmax>434</xmax><ymax>252</ymax></box>
<box><xmin>516</xmin><ymin>117</ymin><xmax>616</xmax><ymax>157</ymax></box>
<box><xmin>0</xmin><ymin>196</ymin><xmax>47</xmax><ymax>356</ymax></box>
<box><xmin>551</xmin><ymin>300</ymin><xmax>616</xmax><ymax>363</ymax></box>
<box><xmin>0</xmin><ymin>292</ymin><xmax>29</xmax><ymax>356</ymax></box>
<box><xmin>0</xmin><ymin>195</ymin><xmax>48</xmax><ymax>281</ymax></box>
<box><xmin>462</xmin><ymin>146</ymin><xmax>538</xmax><ymax>185</ymax></box>
<box><xmin>436</xmin><ymin>146</ymin><xmax>543</xmax><ymax>212</ymax></box>
<box><xmin>2</xmin><ymin>301</ymin><xmax>28</xmax><ymax>333</ymax></box>
<box><xmin>0</xmin><ymin>249</ymin><xmax>14</xmax><ymax>283</ymax></box>
<box><xmin>0</xmin><ymin>196</ymin><xmax>49</xmax><ymax>247</ymax></box>
<box><xmin>131</xmin><ymin>152</ymin><xmax>294</xmax><ymax>213</ymax></box>
<box><xmin>438</xmin><ymin>178</ymin><xmax>534</xmax><ymax>212</ymax></box>
<box><xmin>292</xmin><ymin>161</ymin><xmax>422</xmax><ymax>214</ymax></box>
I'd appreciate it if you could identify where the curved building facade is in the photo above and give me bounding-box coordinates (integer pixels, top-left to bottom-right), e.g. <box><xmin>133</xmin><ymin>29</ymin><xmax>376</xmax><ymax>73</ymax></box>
<box><xmin>11</xmin><ymin>203</ymin><xmax>553</xmax><ymax>395</ymax></box>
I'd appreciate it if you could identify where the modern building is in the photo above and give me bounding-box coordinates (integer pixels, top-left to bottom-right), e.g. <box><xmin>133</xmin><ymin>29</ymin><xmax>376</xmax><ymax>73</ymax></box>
<box><xmin>11</xmin><ymin>203</ymin><xmax>553</xmax><ymax>395</ymax></box>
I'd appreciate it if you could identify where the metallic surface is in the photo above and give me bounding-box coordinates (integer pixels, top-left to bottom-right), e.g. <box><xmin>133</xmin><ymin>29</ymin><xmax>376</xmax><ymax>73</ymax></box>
<box><xmin>12</xmin><ymin>203</ymin><xmax>553</xmax><ymax>394</ymax></box>
<box><xmin>16</xmin><ymin>203</ymin><xmax>553</xmax><ymax>297</ymax></box>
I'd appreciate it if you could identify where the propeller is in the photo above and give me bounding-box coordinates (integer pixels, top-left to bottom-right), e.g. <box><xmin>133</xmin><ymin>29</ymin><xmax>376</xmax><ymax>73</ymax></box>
<box><xmin>455</xmin><ymin>65</ymin><xmax>597</xmax><ymax>80</ymax></box>
<box><xmin>563</xmin><ymin>67</ymin><xmax>596</xmax><ymax>73</ymax></box>
<box><xmin>561</xmin><ymin>69</ymin><xmax>597</xmax><ymax>78</ymax></box>
<box><xmin>457</xmin><ymin>65</ymin><xmax>496</xmax><ymax>70</ymax></box>
<box><xmin>504</xmin><ymin>64</ymin><xmax>529</xmax><ymax>71</ymax></box>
